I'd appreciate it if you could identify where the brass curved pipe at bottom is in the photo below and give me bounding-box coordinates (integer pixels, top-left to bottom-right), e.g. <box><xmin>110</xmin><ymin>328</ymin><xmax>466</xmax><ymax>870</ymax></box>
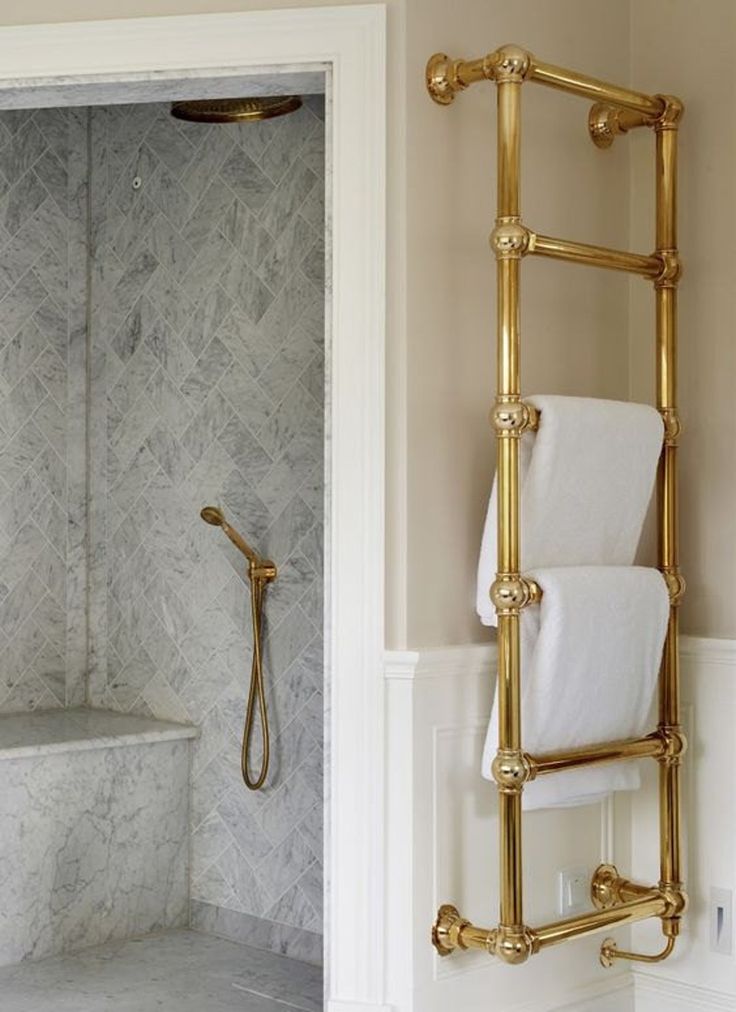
<box><xmin>241</xmin><ymin>572</ymin><xmax>272</xmax><ymax>791</ymax></box>
<box><xmin>599</xmin><ymin>935</ymin><xmax>676</xmax><ymax>968</ymax></box>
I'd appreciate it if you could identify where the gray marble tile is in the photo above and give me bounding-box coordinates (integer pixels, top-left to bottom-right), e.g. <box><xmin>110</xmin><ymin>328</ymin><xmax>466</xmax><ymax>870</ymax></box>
<box><xmin>76</xmin><ymin>102</ymin><xmax>327</xmax><ymax>944</ymax></box>
<box><xmin>191</xmin><ymin>902</ymin><xmax>323</xmax><ymax>967</ymax></box>
<box><xmin>258</xmin><ymin>104</ymin><xmax>320</xmax><ymax>186</ymax></box>
<box><xmin>0</xmin><ymin>721</ymin><xmax>193</xmax><ymax>966</ymax></box>
<box><xmin>220</xmin><ymin>149</ymin><xmax>275</xmax><ymax>214</ymax></box>
<box><xmin>263</xmin><ymin>876</ymin><xmax>319</xmax><ymax>933</ymax></box>
<box><xmin>180</xmin><ymin>335</ymin><xmax>235</xmax><ymax>408</ymax></box>
<box><xmin>180</xmin><ymin>285</ymin><xmax>233</xmax><ymax>358</ymax></box>
<box><xmin>258</xmin><ymin>215</ymin><xmax>319</xmax><ymax>295</ymax></box>
<box><xmin>0</xmin><ymin>930</ymin><xmax>320</xmax><ymax>1012</ymax></box>
<box><xmin>258</xmin><ymin>158</ymin><xmax>317</xmax><ymax>241</ymax></box>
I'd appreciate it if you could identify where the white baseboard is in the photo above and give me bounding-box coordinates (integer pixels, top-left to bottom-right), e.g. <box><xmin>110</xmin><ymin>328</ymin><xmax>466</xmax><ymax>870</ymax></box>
<box><xmin>515</xmin><ymin>975</ymin><xmax>634</xmax><ymax>1012</ymax></box>
<box><xmin>634</xmin><ymin>972</ymin><xmax>736</xmax><ymax>1012</ymax></box>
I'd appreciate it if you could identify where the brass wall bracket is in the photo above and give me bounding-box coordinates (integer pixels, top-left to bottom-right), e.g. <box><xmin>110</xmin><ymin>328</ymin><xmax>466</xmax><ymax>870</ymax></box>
<box><xmin>431</xmin><ymin>904</ymin><xmax>473</xmax><ymax>955</ymax></box>
<box><xmin>591</xmin><ymin>865</ymin><xmax>687</xmax><ymax>921</ymax></box>
<box><xmin>490</xmin><ymin>575</ymin><xmax>542</xmax><ymax>614</ymax></box>
<box><xmin>588</xmin><ymin>103</ymin><xmax>655</xmax><ymax>148</ymax></box>
<box><xmin>426</xmin><ymin>45</ymin><xmax>532</xmax><ymax>104</ymax></box>
<box><xmin>588</xmin><ymin>95</ymin><xmax>682</xmax><ymax>149</ymax></box>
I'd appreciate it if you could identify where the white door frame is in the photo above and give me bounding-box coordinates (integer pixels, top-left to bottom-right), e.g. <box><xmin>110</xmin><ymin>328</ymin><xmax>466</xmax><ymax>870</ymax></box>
<box><xmin>0</xmin><ymin>8</ymin><xmax>387</xmax><ymax>1010</ymax></box>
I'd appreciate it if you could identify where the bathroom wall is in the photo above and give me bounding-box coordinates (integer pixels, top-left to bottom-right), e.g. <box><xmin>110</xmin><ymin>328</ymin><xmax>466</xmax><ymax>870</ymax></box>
<box><xmin>403</xmin><ymin>0</ymin><xmax>634</xmax><ymax>646</ymax></box>
<box><xmin>628</xmin><ymin>0</ymin><xmax>736</xmax><ymax>642</ymax></box>
<box><xmin>627</xmin><ymin>4</ymin><xmax>736</xmax><ymax>1010</ymax></box>
<box><xmin>84</xmin><ymin>100</ymin><xmax>326</xmax><ymax>959</ymax></box>
<box><xmin>0</xmin><ymin>107</ymin><xmax>88</xmax><ymax>711</ymax></box>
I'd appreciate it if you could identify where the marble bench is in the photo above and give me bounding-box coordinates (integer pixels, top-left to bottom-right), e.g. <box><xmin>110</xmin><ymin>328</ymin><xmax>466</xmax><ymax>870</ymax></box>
<box><xmin>0</xmin><ymin>708</ymin><xmax>198</xmax><ymax>967</ymax></box>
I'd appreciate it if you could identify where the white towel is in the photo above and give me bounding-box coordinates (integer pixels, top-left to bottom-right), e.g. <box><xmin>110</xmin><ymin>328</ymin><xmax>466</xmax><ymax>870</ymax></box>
<box><xmin>477</xmin><ymin>396</ymin><xmax>663</xmax><ymax>625</ymax></box>
<box><xmin>482</xmin><ymin>566</ymin><xmax>670</xmax><ymax>809</ymax></box>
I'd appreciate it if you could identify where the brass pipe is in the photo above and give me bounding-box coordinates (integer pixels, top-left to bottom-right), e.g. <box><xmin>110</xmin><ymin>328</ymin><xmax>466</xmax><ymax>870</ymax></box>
<box><xmin>529</xmin><ymin>58</ymin><xmax>664</xmax><ymax>117</ymax></box>
<box><xmin>434</xmin><ymin>887</ymin><xmax>669</xmax><ymax>961</ymax></box>
<box><xmin>531</xmin><ymin>233</ymin><xmax>662</xmax><ymax>278</ymax></box>
<box><xmin>654</xmin><ymin>100</ymin><xmax>685</xmax><ymax>923</ymax></box>
<box><xmin>600</xmin><ymin>935</ymin><xmax>675</xmax><ymax>967</ymax></box>
<box><xmin>426</xmin><ymin>45</ymin><xmax>666</xmax><ymax>118</ymax></box>
<box><xmin>534</xmin><ymin>891</ymin><xmax>668</xmax><ymax>950</ymax></box>
<box><xmin>529</xmin><ymin>732</ymin><xmax>666</xmax><ymax>776</ymax></box>
<box><xmin>494</xmin><ymin>66</ymin><xmax>525</xmax><ymax>933</ymax></box>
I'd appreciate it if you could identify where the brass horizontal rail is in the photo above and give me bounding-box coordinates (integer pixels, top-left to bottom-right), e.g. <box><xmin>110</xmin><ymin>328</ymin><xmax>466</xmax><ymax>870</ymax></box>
<box><xmin>529</xmin><ymin>59</ymin><xmax>664</xmax><ymax>117</ymax></box>
<box><xmin>534</xmin><ymin>890</ymin><xmax>668</xmax><ymax>950</ymax></box>
<box><xmin>531</xmin><ymin>233</ymin><xmax>662</xmax><ymax>277</ymax></box>
<box><xmin>433</xmin><ymin>878</ymin><xmax>671</xmax><ymax>962</ymax></box>
<box><xmin>529</xmin><ymin>733</ymin><xmax>665</xmax><ymax>776</ymax></box>
<box><xmin>426</xmin><ymin>45</ymin><xmax>667</xmax><ymax>119</ymax></box>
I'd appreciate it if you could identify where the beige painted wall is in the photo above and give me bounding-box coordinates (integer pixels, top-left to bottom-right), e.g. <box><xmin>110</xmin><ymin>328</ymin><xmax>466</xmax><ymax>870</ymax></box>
<box><xmin>629</xmin><ymin>0</ymin><xmax>736</xmax><ymax>639</ymax></box>
<box><xmin>404</xmin><ymin>0</ymin><xmax>632</xmax><ymax>645</ymax></box>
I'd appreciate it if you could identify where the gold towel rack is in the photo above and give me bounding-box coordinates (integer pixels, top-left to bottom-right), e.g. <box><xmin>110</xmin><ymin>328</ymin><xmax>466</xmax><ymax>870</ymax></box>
<box><xmin>427</xmin><ymin>45</ymin><xmax>686</xmax><ymax>967</ymax></box>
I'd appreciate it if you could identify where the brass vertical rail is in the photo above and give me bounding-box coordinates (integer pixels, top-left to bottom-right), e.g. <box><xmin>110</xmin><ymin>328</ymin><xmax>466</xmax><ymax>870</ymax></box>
<box><xmin>654</xmin><ymin>96</ymin><xmax>685</xmax><ymax>944</ymax></box>
<box><xmin>427</xmin><ymin>43</ymin><xmax>687</xmax><ymax>968</ymax></box>
<box><xmin>494</xmin><ymin>53</ymin><xmax>525</xmax><ymax>939</ymax></box>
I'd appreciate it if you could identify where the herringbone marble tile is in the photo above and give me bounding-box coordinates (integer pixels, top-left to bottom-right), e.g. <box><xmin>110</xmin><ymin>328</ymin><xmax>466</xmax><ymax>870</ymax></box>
<box><xmin>0</xmin><ymin>109</ymin><xmax>86</xmax><ymax>712</ymax></box>
<box><xmin>87</xmin><ymin>101</ymin><xmax>326</xmax><ymax>938</ymax></box>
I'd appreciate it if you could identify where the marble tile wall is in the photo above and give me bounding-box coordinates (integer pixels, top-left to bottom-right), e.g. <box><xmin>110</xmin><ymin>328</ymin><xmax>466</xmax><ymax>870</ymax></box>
<box><xmin>0</xmin><ymin>717</ymin><xmax>193</xmax><ymax>966</ymax></box>
<box><xmin>0</xmin><ymin>108</ymin><xmax>88</xmax><ymax>712</ymax></box>
<box><xmin>86</xmin><ymin>100</ymin><xmax>325</xmax><ymax>946</ymax></box>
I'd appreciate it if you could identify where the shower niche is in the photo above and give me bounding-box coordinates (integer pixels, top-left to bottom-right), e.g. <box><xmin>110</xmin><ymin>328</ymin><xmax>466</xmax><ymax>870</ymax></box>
<box><xmin>0</xmin><ymin>82</ymin><xmax>326</xmax><ymax>1005</ymax></box>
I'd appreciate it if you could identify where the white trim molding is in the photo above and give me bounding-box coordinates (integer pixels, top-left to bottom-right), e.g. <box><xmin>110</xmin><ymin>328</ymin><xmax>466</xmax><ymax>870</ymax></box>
<box><xmin>384</xmin><ymin>642</ymin><xmax>497</xmax><ymax>681</ymax></box>
<box><xmin>0</xmin><ymin>8</ymin><xmax>387</xmax><ymax>1010</ymax></box>
<box><xmin>680</xmin><ymin>634</ymin><xmax>736</xmax><ymax>667</ymax></box>
<box><xmin>634</xmin><ymin>971</ymin><xmax>736</xmax><ymax>1011</ymax></box>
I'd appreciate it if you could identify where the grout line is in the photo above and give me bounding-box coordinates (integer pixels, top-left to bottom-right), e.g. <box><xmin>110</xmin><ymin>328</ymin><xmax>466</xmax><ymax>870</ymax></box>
<box><xmin>230</xmin><ymin>982</ymin><xmax>317</xmax><ymax>1012</ymax></box>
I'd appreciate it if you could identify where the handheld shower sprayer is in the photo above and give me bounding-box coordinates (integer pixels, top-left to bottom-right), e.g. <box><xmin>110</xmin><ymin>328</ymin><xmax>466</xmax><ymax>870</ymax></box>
<box><xmin>200</xmin><ymin>506</ymin><xmax>277</xmax><ymax>790</ymax></box>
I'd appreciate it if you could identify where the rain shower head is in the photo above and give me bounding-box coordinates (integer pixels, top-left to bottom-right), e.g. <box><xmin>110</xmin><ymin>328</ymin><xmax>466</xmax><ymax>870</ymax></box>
<box><xmin>171</xmin><ymin>96</ymin><xmax>302</xmax><ymax>124</ymax></box>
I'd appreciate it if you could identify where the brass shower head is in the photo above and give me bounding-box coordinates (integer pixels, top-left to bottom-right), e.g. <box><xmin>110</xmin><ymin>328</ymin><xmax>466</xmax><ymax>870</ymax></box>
<box><xmin>200</xmin><ymin>506</ymin><xmax>225</xmax><ymax>527</ymax></box>
<box><xmin>199</xmin><ymin>506</ymin><xmax>276</xmax><ymax>581</ymax></box>
<box><xmin>171</xmin><ymin>96</ymin><xmax>302</xmax><ymax>124</ymax></box>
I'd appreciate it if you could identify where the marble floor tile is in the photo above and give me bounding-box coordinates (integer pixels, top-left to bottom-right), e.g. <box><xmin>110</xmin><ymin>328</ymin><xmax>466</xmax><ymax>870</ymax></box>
<box><xmin>0</xmin><ymin>930</ymin><xmax>323</xmax><ymax>1011</ymax></box>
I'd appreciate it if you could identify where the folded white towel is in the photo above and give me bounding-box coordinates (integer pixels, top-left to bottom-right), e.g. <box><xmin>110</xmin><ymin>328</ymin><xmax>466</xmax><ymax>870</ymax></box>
<box><xmin>477</xmin><ymin>396</ymin><xmax>663</xmax><ymax>626</ymax></box>
<box><xmin>482</xmin><ymin>566</ymin><xmax>670</xmax><ymax>810</ymax></box>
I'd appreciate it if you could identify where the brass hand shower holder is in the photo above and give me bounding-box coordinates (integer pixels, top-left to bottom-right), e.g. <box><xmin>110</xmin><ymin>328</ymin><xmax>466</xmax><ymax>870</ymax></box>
<box><xmin>200</xmin><ymin>507</ymin><xmax>277</xmax><ymax>791</ymax></box>
<box><xmin>426</xmin><ymin>46</ymin><xmax>686</xmax><ymax>967</ymax></box>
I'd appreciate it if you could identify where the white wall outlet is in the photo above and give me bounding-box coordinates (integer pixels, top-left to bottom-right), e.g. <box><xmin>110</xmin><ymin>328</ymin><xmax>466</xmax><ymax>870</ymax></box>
<box><xmin>711</xmin><ymin>887</ymin><xmax>733</xmax><ymax>955</ymax></box>
<box><xmin>558</xmin><ymin>868</ymin><xmax>590</xmax><ymax>917</ymax></box>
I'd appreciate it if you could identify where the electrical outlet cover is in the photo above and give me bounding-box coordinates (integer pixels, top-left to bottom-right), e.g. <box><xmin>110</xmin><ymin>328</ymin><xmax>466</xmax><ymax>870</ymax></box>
<box><xmin>558</xmin><ymin>868</ymin><xmax>590</xmax><ymax>917</ymax></box>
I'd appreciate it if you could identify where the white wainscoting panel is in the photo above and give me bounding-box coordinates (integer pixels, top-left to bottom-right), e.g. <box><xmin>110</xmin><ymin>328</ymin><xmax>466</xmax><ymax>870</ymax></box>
<box><xmin>630</xmin><ymin>637</ymin><xmax>736</xmax><ymax>1012</ymax></box>
<box><xmin>384</xmin><ymin>644</ymin><xmax>632</xmax><ymax>1012</ymax></box>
